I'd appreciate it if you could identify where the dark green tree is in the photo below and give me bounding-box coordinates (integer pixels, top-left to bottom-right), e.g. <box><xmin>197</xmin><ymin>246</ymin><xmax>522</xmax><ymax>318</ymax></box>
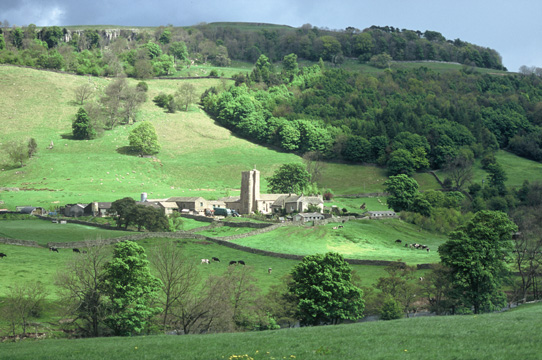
<box><xmin>384</xmin><ymin>174</ymin><xmax>419</xmax><ymax>212</ymax></box>
<box><xmin>72</xmin><ymin>108</ymin><xmax>97</xmax><ymax>140</ymax></box>
<box><xmin>486</xmin><ymin>162</ymin><xmax>508</xmax><ymax>195</ymax></box>
<box><xmin>387</xmin><ymin>149</ymin><xmax>415</xmax><ymax>176</ymax></box>
<box><xmin>100</xmin><ymin>241</ymin><xmax>162</xmax><ymax>336</ymax></box>
<box><xmin>110</xmin><ymin>197</ymin><xmax>136</xmax><ymax>229</ymax></box>
<box><xmin>267</xmin><ymin>163</ymin><xmax>311</xmax><ymax>194</ymax></box>
<box><xmin>288</xmin><ymin>252</ymin><xmax>364</xmax><ymax>325</ymax></box>
<box><xmin>169</xmin><ymin>41</ymin><xmax>188</xmax><ymax>62</ymax></box>
<box><xmin>438</xmin><ymin>210</ymin><xmax>517</xmax><ymax>313</ymax></box>
<box><xmin>27</xmin><ymin>138</ymin><xmax>37</xmax><ymax>158</ymax></box>
<box><xmin>127</xmin><ymin>205</ymin><xmax>169</xmax><ymax>232</ymax></box>
<box><xmin>128</xmin><ymin>121</ymin><xmax>161</xmax><ymax>155</ymax></box>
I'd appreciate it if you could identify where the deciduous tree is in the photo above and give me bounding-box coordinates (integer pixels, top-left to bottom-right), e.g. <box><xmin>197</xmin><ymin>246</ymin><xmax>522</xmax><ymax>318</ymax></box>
<box><xmin>438</xmin><ymin>210</ymin><xmax>517</xmax><ymax>313</ymax></box>
<box><xmin>267</xmin><ymin>163</ymin><xmax>311</xmax><ymax>195</ymax></box>
<box><xmin>128</xmin><ymin>121</ymin><xmax>161</xmax><ymax>155</ymax></box>
<box><xmin>100</xmin><ymin>241</ymin><xmax>162</xmax><ymax>336</ymax></box>
<box><xmin>384</xmin><ymin>174</ymin><xmax>419</xmax><ymax>212</ymax></box>
<box><xmin>288</xmin><ymin>252</ymin><xmax>364</xmax><ymax>325</ymax></box>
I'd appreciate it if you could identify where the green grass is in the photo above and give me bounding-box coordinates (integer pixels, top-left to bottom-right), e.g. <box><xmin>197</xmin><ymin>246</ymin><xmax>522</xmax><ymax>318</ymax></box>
<box><xmin>2</xmin><ymin>302</ymin><xmax>541</xmax><ymax>360</ymax></box>
<box><xmin>231</xmin><ymin>219</ymin><xmax>446</xmax><ymax>264</ymax></box>
<box><xmin>0</xmin><ymin>219</ymin><xmax>123</xmax><ymax>246</ymax></box>
<box><xmin>195</xmin><ymin>226</ymin><xmax>257</xmax><ymax>237</ymax></box>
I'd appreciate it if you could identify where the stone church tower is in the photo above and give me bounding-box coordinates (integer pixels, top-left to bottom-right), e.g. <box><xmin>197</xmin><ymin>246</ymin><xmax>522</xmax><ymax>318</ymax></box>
<box><xmin>240</xmin><ymin>169</ymin><xmax>260</xmax><ymax>214</ymax></box>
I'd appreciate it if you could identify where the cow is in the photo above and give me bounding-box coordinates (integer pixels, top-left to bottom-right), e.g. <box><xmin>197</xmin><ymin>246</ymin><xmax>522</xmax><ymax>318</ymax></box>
<box><xmin>201</xmin><ymin>258</ymin><xmax>210</xmax><ymax>264</ymax></box>
<box><xmin>212</xmin><ymin>257</ymin><xmax>220</xmax><ymax>262</ymax></box>
<box><xmin>0</xmin><ymin>252</ymin><xmax>6</xmax><ymax>258</ymax></box>
<box><xmin>426</xmin><ymin>248</ymin><xmax>430</xmax><ymax>252</ymax></box>
<box><xmin>238</xmin><ymin>260</ymin><xmax>246</xmax><ymax>266</ymax></box>
<box><xmin>229</xmin><ymin>260</ymin><xmax>237</xmax><ymax>265</ymax></box>
<box><xmin>49</xmin><ymin>247</ymin><xmax>59</xmax><ymax>253</ymax></box>
<box><xmin>338</xmin><ymin>225</ymin><xmax>344</xmax><ymax>229</ymax></box>
<box><xmin>395</xmin><ymin>239</ymin><xmax>402</xmax><ymax>243</ymax></box>
<box><xmin>268</xmin><ymin>267</ymin><xmax>272</xmax><ymax>274</ymax></box>
<box><xmin>332</xmin><ymin>226</ymin><xmax>338</xmax><ymax>230</ymax></box>
<box><xmin>73</xmin><ymin>248</ymin><xmax>81</xmax><ymax>253</ymax></box>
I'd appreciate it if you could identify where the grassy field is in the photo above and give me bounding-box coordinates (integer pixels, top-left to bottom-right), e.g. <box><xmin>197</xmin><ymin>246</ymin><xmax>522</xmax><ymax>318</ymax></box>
<box><xmin>2</xmin><ymin>302</ymin><xmax>541</xmax><ymax>360</ymax></box>
<box><xmin>0</xmin><ymin>219</ymin><xmax>123</xmax><ymax>246</ymax></box>
<box><xmin>231</xmin><ymin>219</ymin><xmax>446</xmax><ymax>264</ymax></box>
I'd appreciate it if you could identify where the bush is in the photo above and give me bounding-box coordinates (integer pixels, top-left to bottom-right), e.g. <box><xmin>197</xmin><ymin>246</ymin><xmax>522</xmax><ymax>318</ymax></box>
<box><xmin>380</xmin><ymin>297</ymin><xmax>403</xmax><ymax>320</ymax></box>
<box><xmin>209</xmin><ymin>69</ymin><xmax>218</xmax><ymax>77</ymax></box>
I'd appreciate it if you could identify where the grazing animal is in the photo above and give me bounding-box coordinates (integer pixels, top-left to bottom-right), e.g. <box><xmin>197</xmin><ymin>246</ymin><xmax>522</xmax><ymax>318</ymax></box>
<box><xmin>405</xmin><ymin>243</ymin><xmax>409</xmax><ymax>248</ymax></box>
<box><xmin>237</xmin><ymin>260</ymin><xmax>245</xmax><ymax>266</ymax></box>
<box><xmin>0</xmin><ymin>252</ymin><xmax>7</xmax><ymax>258</ymax></box>
<box><xmin>201</xmin><ymin>258</ymin><xmax>210</xmax><ymax>264</ymax></box>
<box><xmin>229</xmin><ymin>260</ymin><xmax>237</xmax><ymax>266</ymax></box>
<box><xmin>426</xmin><ymin>248</ymin><xmax>430</xmax><ymax>252</ymax></box>
<box><xmin>212</xmin><ymin>257</ymin><xmax>220</xmax><ymax>262</ymax></box>
<box><xmin>332</xmin><ymin>226</ymin><xmax>338</xmax><ymax>230</ymax></box>
<box><xmin>268</xmin><ymin>268</ymin><xmax>272</xmax><ymax>274</ymax></box>
<box><xmin>49</xmin><ymin>247</ymin><xmax>59</xmax><ymax>253</ymax></box>
<box><xmin>338</xmin><ymin>225</ymin><xmax>344</xmax><ymax>229</ymax></box>
<box><xmin>73</xmin><ymin>248</ymin><xmax>80</xmax><ymax>253</ymax></box>
<box><xmin>419</xmin><ymin>277</ymin><xmax>424</xmax><ymax>281</ymax></box>
<box><xmin>395</xmin><ymin>239</ymin><xmax>402</xmax><ymax>243</ymax></box>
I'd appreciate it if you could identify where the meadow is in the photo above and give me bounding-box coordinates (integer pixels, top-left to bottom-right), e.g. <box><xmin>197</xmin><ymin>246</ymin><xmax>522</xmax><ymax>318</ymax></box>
<box><xmin>231</xmin><ymin>219</ymin><xmax>445</xmax><ymax>264</ymax></box>
<box><xmin>2</xmin><ymin>302</ymin><xmax>541</xmax><ymax>360</ymax></box>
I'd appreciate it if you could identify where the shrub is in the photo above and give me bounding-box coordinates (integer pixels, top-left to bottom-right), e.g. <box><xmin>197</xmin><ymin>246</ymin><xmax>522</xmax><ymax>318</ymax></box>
<box><xmin>380</xmin><ymin>297</ymin><xmax>403</xmax><ymax>320</ymax></box>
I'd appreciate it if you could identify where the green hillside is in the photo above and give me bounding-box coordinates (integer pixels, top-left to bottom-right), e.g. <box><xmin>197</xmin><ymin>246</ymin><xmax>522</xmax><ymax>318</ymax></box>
<box><xmin>2</xmin><ymin>302</ymin><xmax>541</xmax><ymax>360</ymax></box>
<box><xmin>0</xmin><ymin>66</ymin><xmax>410</xmax><ymax>209</ymax></box>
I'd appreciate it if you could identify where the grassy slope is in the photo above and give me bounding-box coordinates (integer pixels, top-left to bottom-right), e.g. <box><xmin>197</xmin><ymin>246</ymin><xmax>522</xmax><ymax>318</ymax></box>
<box><xmin>0</xmin><ymin>66</ymin><xmax>419</xmax><ymax>210</ymax></box>
<box><xmin>231</xmin><ymin>219</ymin><xmax>445</xmax><ymax>264</ymax></box>
<box><xmin>3</xmin><ymin>303</ymin><xmax>541</xmax><ymax>360</ymax></box>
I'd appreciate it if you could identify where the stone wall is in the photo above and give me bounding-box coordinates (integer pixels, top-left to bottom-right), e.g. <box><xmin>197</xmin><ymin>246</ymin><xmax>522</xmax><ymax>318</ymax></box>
<box><xmin>0</xmin><ymin>237</ymin><xmax>40</xmax><ymax>247</ymax></box>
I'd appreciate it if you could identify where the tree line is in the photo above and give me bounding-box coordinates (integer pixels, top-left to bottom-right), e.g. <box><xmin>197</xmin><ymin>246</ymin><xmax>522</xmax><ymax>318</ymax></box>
<box><xmin>0</xmin><ymin>21</ymin><xmax>506</xmax><ymax>79</ymax></box>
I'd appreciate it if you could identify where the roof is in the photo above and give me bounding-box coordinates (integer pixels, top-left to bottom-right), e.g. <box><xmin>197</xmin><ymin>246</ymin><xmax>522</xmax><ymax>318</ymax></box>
<box><xmin>220</xmin><ymin>196</ymin><xmax>241</xmax><ymax>203</ymax></box>
<box><xmin>19</xmin><ymin>206</ymin><xmax>36</xmax><ymax>214</ymax></box>
<box><xmin>271</xmin><ymin>194</ymin><xmax>299</xmax><ymax>207</ymax></box>
<box><xmin>259</xmin><ymin>194</ymin><xmax>284</xmax><ymax>201</ymax></box>
<box><xmin>158</xmin><ymin>202</ymin><xmax>179</xmax><ymax>209</ymax></box>
<box><xmin>295</xmin><ymin>212</ymin><xmax>325</xmax><ymax>218</ymax></box>
<box><xmin>298</xmin><ymin>196</ymin><xmax>324</xmax><ymax>204</ymax></box>
<box><xmin>167</xmin><ymin>196</ymin><xmax>205</xmax><ymax>202</ymax></box>
<box><xmin>136</xmin><ymin>201</ymin><xmax>161</xmax><ymax>209</ymax></box>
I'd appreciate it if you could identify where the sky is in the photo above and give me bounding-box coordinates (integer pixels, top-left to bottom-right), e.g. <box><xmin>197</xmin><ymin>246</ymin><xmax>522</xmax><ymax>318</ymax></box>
<box><xmin>2</xmin><ymin>0</ymin><xmax>541</xmax><ymax>72</ymax></box>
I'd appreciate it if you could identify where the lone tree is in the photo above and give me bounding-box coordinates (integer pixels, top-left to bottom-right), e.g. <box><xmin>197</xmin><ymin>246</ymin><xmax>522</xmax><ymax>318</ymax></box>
<box><xmin>128</xmin><ymin>121</ymin><xmax>160</xmax><ymax>155</ymax></box>
<box><xmin>2</xmin><ymin>140</ymin><xmax>29</xmax><ymax>167</ymax></box>
<box><xmin>100</xmin><ymin>241</ymin><xmax>162</xmax><ymax>336</ymax></box>
<box><xmin>438</xmin><ymin>210</ymin><xmax>517</xmax><ymax>314</ymax></box>
<box><xmin>288</xmin><ymin>252</ymin><xmax>364</xmax><ymax>325</ymax></box>
<box><xmin>72</xmin><ymin>108</ymin><xmax>97</xmax><ymax>140</ymax></box>
<box><xmin>267</xmin><ymin>163</ymin><xmax>311</xmax><ymax>195</ymax></box>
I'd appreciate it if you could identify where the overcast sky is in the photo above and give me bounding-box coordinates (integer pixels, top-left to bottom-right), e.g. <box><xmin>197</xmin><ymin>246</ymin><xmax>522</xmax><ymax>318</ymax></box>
<box><xmin>2</xmin><ymin>0</ymin><xmax>540</xmax><ymax>71</ymax></box>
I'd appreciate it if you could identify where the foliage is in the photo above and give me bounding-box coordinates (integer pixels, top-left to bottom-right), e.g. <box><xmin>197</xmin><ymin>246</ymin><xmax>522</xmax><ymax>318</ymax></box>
<box><xmin>72</xmin><ymin>107</ymin><xmax>97</xmax><ymax>140</ymax></box>
<box><xmin>438</xmin><ymin>210</ymin><xmax>518</xmax><ymax>313</ymax></box>
<box><xmin>384</xmin><ymin>174</ymin><xmax>419</xmax><ymax>212</ymax></box>
<box><xmin>2</xmin><ymin>139</ymin><xmax>29</xmax><ymax>167</ymax></box>
<box><xmin>0</xmin><ymin>282</ymin><xmax>48</xmax><ymax>336</ymax></box>
<box><xmin>127</xmin><ymin>204</ymin><xmax>169</xmax><ymax>232</ymax></box>
<box><xmin>128</xmin><ymin>121</ymin><xmax>161</xmax><ymax>155</ymax></box>
<box><xmin>27</xmin><ymin>138</ymin><xmax>37</xmax><ymax>158</ymax></box>
<box><xmin>267</xmin><ymin>163</ymin><xmax>311</xmax><ymax>194</ymax></box>
<box><xmin>100</xmin><ymin>241</ymin><xmax>162</xmax><ymax>336</ymax></box>
<box><xmin>110</xmin><ymin>197</ymin><xmax>136</xmax><ymax>229</ymax></box>
<box><xmin>379</xmin><ymin>297</ymin><xmax>403</xmax><ymax>320</ymax></box>
<box><xmin>289</xmin><ymin>252</ymin><xmax>364</xmax><ymax>325</ymax></box>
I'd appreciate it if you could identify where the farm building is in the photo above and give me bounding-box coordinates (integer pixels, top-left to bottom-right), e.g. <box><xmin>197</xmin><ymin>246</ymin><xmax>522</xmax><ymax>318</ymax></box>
<box><xmin>84</xmin><ymin>202</ymin><xmax>113</xmax><ymax>217</ymax></box>
<box><xmin>18</xmin><ymin>206</ymin><xmax>47</xmax><ymax>215</ymax></box>
<box><xmin>293</xmin><ymin>212</ymin><xmax>325</xmax><ymax>223</ymax></box>
<box><xmin>271</xmin><ymin>194</ymin><xmax>324</xmax><ymax>214</ymax></box>
<box><xmin>157</xmin><ymin>201</ymin><xmax>179</xmax><ymax>215</ymax></box>
<box><xmin>63</xmin><ymin>204</ymin><xmax>87</xmax><ymax>217</ymax></box>
<box><xmin>167</xmin><ymin>197</ymin><xmax>209</xmax><ymax>214</ymax></box>
<box><xmin>366</xmin><ymin>211</ymin><xmax>397</xmax><ymax>219</ymax></box>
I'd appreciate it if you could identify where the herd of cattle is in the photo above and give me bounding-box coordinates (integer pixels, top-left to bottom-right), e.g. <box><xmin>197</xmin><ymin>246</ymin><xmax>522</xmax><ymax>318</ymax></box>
<box><xmin>395</xmin><ymin>239</ymin><xmax>430</xmax><ymax>252</ymax></box>
<box><xmin>200</xmin><ymin>257</ymin><xmax>246</xmax><ymax>266</ymax></box>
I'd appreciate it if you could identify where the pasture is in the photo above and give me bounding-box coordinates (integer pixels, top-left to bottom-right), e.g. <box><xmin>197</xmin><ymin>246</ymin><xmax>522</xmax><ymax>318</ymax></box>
<box><xmin>231</xmin><ymin>219</ymin><xmax>446</xmax><ymax>264</ymax></box>
<box><xmin>0</xmin><ymin>219</ymin><xmax>123</xmax><ymax>246</ymax></box>
<box><xmin>2</xmin><ymin>302</ymin><xmax>541</xmax><ymax>360</ymax></box>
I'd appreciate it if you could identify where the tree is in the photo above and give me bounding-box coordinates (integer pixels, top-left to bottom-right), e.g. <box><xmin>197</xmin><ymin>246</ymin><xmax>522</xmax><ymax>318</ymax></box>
<box><xmin>55</xmin><ymin>240</ymin><xmax>110</xmax><ymax>337</ymax></box>
<box><xmin>288</xmin><ymin>252</ymin><xmax>364</xmax><ymax>325</ymax></box>
<box><xmin>127</xmin><ymin>204</ymin><xmax>169</xmax><ymax>232</ymax></box>
<box><xmin>379</xmin><ymin>297</ymin><xmax>403</xmax><ymax>320</ymax></box>
<box><xmin>148</xmin><ymin>241</ymin><xmax>200</xmax><ymax>332</ymax></box>
<box><xmin>387</xmin><ymin>149</ymin><xmax>415</xmax><ymax>176</ymax></box>
<box><xmin>267</xmin><ymin>163</ymin><xmax>311</xmax><ymax>195</ymax></box>
<box><xmin>384</xmin><ymin>174</ymin><xmax>419</xmax><ymax>212</ymax></box>
<box><xmin>486</xmin><ymin>162</ymin><xmax>508</xmax><ymax>195</ymax></box>
<box><xmin>128</xmin><ymin>121</ymin><xmax>161</xmax><ymax>155</ymax></box>
<box><xmin>438</xmin><ymin>210</ymin><xmax>517</xmax><ymax>313</ymax></box>
<box><xmin>100</xmin><ymin>241</ymin><xmax>162</xmax><ymax>336</ymax></box>
<box><xmin>74</xmin><ymin>83</ymin><xmax>94</xmax><ymax>105</ymax></box>
<box><xmin>169</xmin><ymin>41</ymin><xmax>188</xmax><ymax>63</ymax></box>
<box><xmin>110</xmin><ymin>197</ymin><xmax>136</xmax><ymax>229</ymax></box>
<box><xmin>72</xmin><ymin>108</ymin><xmax>97</xmax><ymax>140</ymax></box>
<box><xmin>175</xmin><ymin>83</ymin><xmax>197</xmax><ymax>111</ymax></box>
<box><xmin>302</xmin><ymin>150</ymin><xmax>326</xmax><ymax>183</ymax></box>
<box><xmin>2</xmin><ymin>140</ymin><xmax>29</xmax><ymax>167</ymax></box>
<box><xmin>1</xmin><ymin>282</ymin><xmax>48</xmax><ymax>336</ymax></box>
<box><xmin>282</xmin><ymin>53</ymin><xmax>298</xmax><ymax>80</ymax></box>
<box><xmin>27</xmin><ymin>138</ymin><xmax>37</xmax><ymax>158</ymax></box>
<box><xmin>445</xmin><ymin>148</ymin><xmax>474</xmax><ymax>191</ymax></box>
<box><xmin>375</xmin><ymin>263</ymin><xmax>420</xmax><ymax>316</ymax></box>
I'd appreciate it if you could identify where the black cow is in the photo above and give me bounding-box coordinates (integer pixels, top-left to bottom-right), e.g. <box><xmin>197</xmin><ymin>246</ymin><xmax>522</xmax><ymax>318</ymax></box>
<box><xmin>395</xmin><ymin>239</ymin><xmax>402</xmax><ymax>243</ymax></box>
<box><xmin>73</xmin><ymin>248</ymin><xmax>81</xmax><ymax>253</ymax></box>
<box><xmin>49</xmin><ymin>247</ymin><xmax>59</xmax><ymax>253</ymax></box>
<box><xmin>0</xmin><ymin>252</ymin><xmax>7</xmax><ymax>258</ymax></box>
<box><xmin>238</xmin><ymin>260</ymin><xmax>246</xmax><ymax>266</ymax></box>
<box><xmin>212</xmin><ymin>257</ymin><xmax>220</xmax><ymax>262</ymax></box>
<box><xmin>229</xmin><ymin>260</ymin><xmax>237</xmax><ymax>265</ymax></box>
